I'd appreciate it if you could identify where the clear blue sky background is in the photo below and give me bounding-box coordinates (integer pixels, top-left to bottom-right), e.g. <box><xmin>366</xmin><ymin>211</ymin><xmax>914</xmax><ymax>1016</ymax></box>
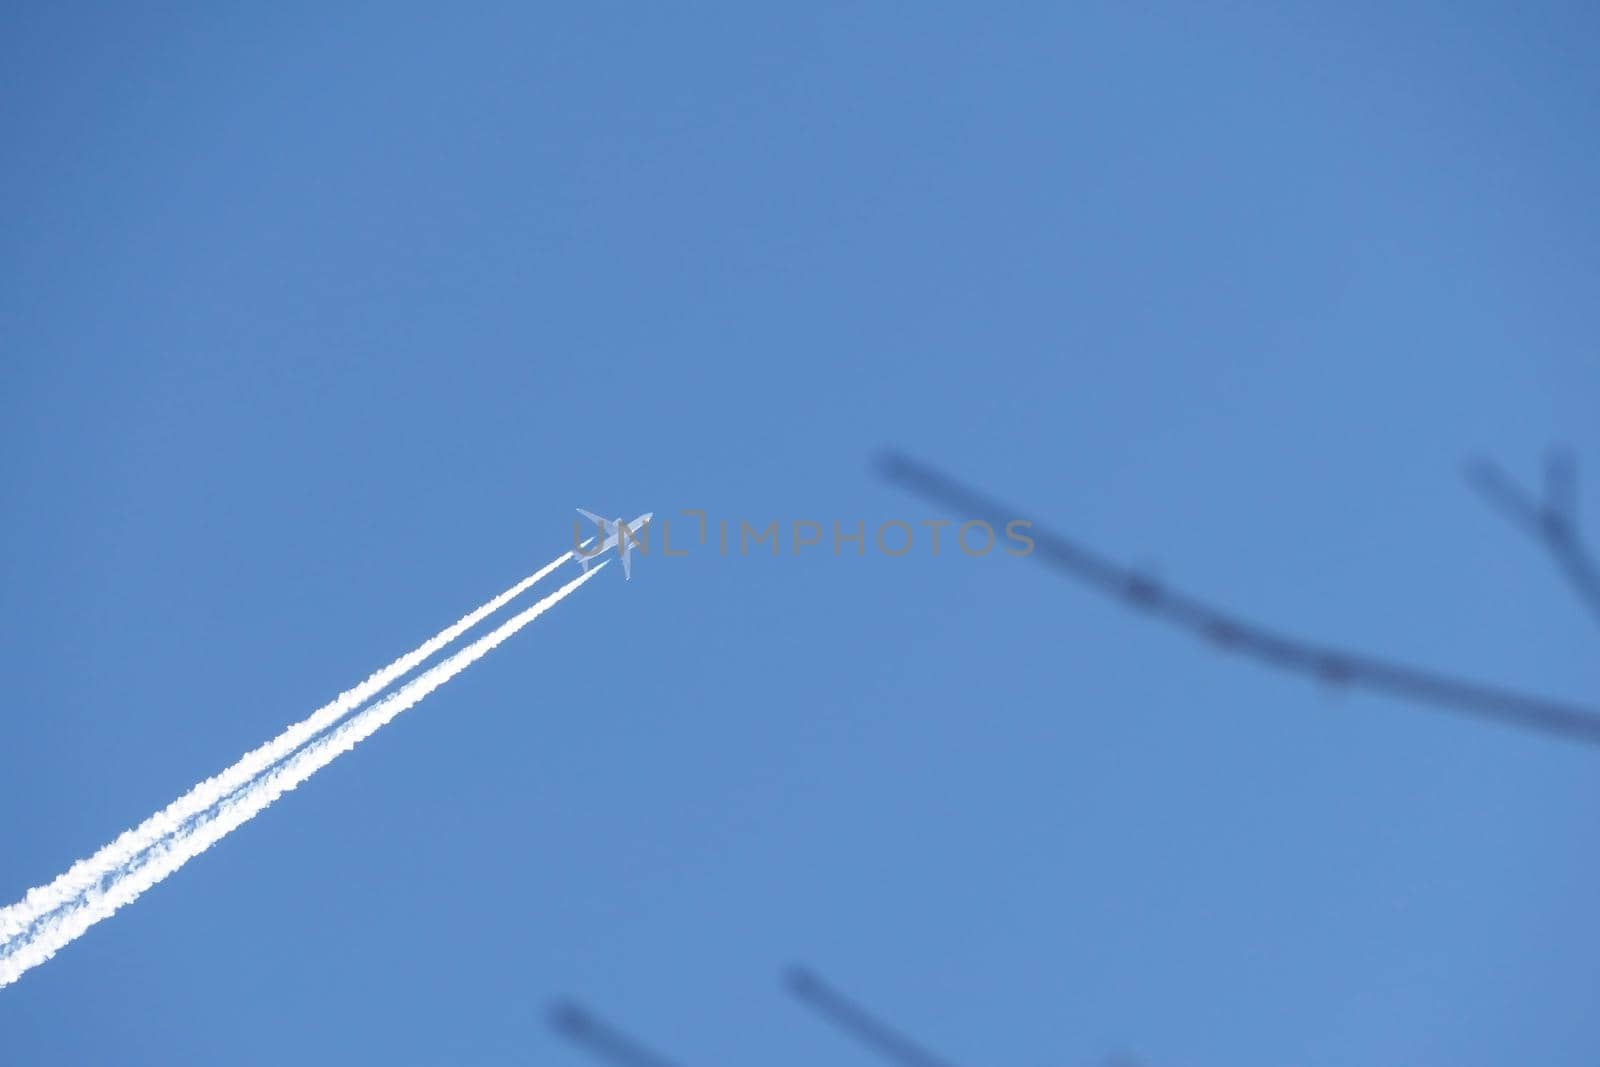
<box><xmin>3</xmin><ymin>4</ymin><xmax>1597</xmax><ymax>1064</ymax></box>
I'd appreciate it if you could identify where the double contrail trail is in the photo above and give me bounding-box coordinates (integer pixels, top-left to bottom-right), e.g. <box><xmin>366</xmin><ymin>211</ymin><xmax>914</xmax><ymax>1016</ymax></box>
<box><xmin>0</xmin><ymin>551</ymin><xmax>577</xmax><ymax>946</ymax></box>
<box><xmin>0</xmin><ymin>551</ymin><xmax>603</xmax><ymax>989</ymax></box>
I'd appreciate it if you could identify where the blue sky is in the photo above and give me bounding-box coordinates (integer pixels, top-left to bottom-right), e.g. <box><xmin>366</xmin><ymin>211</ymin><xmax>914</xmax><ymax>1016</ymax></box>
<box><xmin>2</xmin><ymin>3</ymin><xmax>1597</xmax><ymax>1064</ymax></box>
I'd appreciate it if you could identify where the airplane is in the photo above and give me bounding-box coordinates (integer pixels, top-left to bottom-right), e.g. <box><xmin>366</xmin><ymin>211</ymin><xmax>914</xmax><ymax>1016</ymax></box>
<box><xmin>573</xmin><ymin>509</ymin><xmax>654</xmax><ymax>580</ymax></box>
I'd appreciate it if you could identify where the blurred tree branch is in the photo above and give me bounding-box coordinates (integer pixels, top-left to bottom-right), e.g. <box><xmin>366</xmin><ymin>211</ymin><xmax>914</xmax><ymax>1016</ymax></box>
<box><xmin>786</xmin><ymin>966</ymin><xmax>963</xmax><ymax>1067</ymax></box>
<box><xmin>549</xmin><ymin>1001</ymin><xmax>685</xmax><ymax>1067</ymax></box>
<box><xmin>549</xmin><ymin>970</ymin><xmax>1140</xmax><ymax>1067</ymax></box>
<box><xmin>878</xmin><ymin>450</ymin><xmax>1600</xmax><ymax>748</ymax></box>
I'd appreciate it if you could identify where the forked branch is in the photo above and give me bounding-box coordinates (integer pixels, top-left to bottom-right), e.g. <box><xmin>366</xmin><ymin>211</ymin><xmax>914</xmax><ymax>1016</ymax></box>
<box><xmin>1466</xmin><ymin>448</ymin><xmax>1600</xmax><ymax>631</ymax></box>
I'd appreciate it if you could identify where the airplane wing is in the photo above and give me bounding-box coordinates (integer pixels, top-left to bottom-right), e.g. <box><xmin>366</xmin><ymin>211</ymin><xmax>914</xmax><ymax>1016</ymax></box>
<box><xmin>621</xmin><ymin>541</ymin><xmax>633</xmax><ymax>581</ymax></box>
<box><xmin>572</xmin><ymin>533</ymin><xmax>598</xmax><ymax>573</ymax></box>
<box><xmin>576</xmin><ymin>508</ymin><xmax>608</xmax><ymax>530</ymax></box>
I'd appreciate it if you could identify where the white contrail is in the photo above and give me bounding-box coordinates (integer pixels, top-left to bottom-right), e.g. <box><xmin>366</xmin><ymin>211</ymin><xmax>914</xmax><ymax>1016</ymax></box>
<box><xmin>0</xmin><ymin>548</ymin><xmax>582</xmax><ymax>945</ymax></box>
<box><xmin>0</xmin><ymin>563</ymin><xmax>604</xmax><ymax>989</ymax></box>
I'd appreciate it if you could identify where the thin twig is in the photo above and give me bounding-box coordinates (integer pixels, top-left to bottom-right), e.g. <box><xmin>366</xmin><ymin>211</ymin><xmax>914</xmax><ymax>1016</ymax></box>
<box><xmin>879</xmin><ymin>450</ymin><xmax>1600</xmax><ymax>748</ymax></box>
<box><xmin>786</xmin><ymin>966</ymin><xmax>963</xmax><ymax>1067</ymax></box>
<box><xmin>1466</xmin><ymin>449</ymin><xmax>1600</xmax><ymax>631</ymax></box>
<box><xmin>548</xmin><ymin>1000</ymin><xmax>687</xmax><ymax>1067</ymax></box>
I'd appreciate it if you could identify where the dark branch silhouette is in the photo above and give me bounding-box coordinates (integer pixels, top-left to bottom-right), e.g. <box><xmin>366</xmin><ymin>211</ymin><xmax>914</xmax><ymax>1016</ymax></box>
<box><xmin>878</xmin><ymin>450</ymin><xmax>1600</xmax><ymax>748</ymax></box>
<box><xmin>785</xmin><ymin>966</ymin><xmax>963</xmax><ymax>1067</ymax></box>
<box><xmin>1466</xmin><ymin>448</ymin><xmax>1600</xmax><ymax>630</ymax></box>
<box><xmin>548</xmin><ymin>1000</ymin><xmax>686</xmax><ymax>1067</ymax></box>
